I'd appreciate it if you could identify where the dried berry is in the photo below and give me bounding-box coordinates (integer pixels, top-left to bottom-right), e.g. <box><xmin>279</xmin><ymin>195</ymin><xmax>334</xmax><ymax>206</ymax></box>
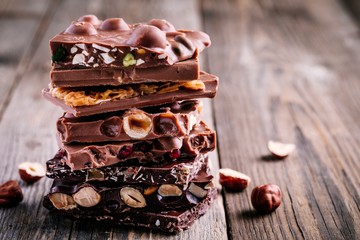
<box><xmin>169</xmin><ymin>149</ymin><xmax>181</xmax><ymax>159</ymax></box>
<box><xmin>251</xmin><ymin>184</ymin><xmax>282</xmax><ymax>214</ymax></box>
<box><xmin>117</xmin><ymin>145</ymin><xmax>133</xmax><ymax>159</ymax></box>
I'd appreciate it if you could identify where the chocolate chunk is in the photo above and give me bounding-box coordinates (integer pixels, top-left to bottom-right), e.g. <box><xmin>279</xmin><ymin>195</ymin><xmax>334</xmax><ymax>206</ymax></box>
<box><xmin>57</xmin><ymin>100</ymin><xmax>201</xmax><ymax>143</ymax></box>
<box><xmin>46</xmin><ymin>154</ymin><xmax>209</xmax><ymax>185</ymax></box>
<box><xmin>50</xmin><ymin>16</ymin><xmax>210</xmax><ymax>69</ymax></box>
<box><xmin>56</xmin><ymin>121</ymin><xmax>215</xmax><ymax>170</ymax></box>
<box><xmin>50</xmin><ymin>59</ymin><xmax>199</xmax><ymax>87</ymax></box>
<box><xmin>43</xmin><ymin>181</ymin><xmax>216</xmax><ymax>232</ymax></box>
<box><xmin>42</xmin><ymin>72</ymin><xmax>218</xmax><ymax>117</ymax></box>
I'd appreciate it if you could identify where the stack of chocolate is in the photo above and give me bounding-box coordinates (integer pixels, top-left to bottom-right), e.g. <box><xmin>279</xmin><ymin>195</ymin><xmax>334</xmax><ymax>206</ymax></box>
<box><xmin>42</xmin><ymin>15</ymin><xmax>218</xmax><ymax>232</ymax></box>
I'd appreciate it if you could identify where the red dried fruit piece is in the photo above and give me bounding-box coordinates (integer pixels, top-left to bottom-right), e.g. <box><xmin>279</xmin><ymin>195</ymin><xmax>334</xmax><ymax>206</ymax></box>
<box><xmin>117</xmin><ymin>145</ymin><xmax>133</xmax><ymax>159</ymax></box>
<box><xmin>219</xmin><ymin>168</ymin><xmax>251</xmax><ymax>191</ymax></box>
<box><xmin>169</xmin><ymin>149</ymin><xmax>181</xmax><ymax>159</ymax></box>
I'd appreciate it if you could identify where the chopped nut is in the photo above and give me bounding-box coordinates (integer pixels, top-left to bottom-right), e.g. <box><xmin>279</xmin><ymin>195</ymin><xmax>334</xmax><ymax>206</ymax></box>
<box><xmin>137</xmin><ymin>49</ymin><xmax>146</xmax><ymax>54</ymax></box>
<box><xmin>158</xmin><ymin>184</ymin><xmax>182</xmax><ymax>197</ymax></box>
<box><xmin>251</xmin><ymin>184</ymin><xmax>282</xmax><ymax>214</ymax></box>
<box><xmin>188</xmin><ymin>183</ymin><xmax>208</xmax><ymax>198</ymax></box>
<box><xmin>100</xmin><ymin>52</ymin><xmax>115</xmax><ymax>64</ymax></box>
<box><xmin>18</xmin><ymin>162</ymin><xmax>46</xmax><ymax>184</ymax></box>
<box><xmin>144</xmin><ymin>186</ymin><xmax>158</xmax><ymax>195</ymax></box>
<box><xmin>49</xmin><ymin>193</ymin><xmax>77</xmax><ymax>210</ymax></box>
<box><xmin>219</xmin><ymin>168</ymin><xmax>251</xmax><ymax>191</ymax></box>
<box><xmin>123</xmin><ymin>53</ymin><xmax>136</xmax><ymax>67</ymax></box>
<box><xmin>123</xmin><ymin>110</ymin><xmax>152</xmax><ymax>139</ymax></box>
<box><xmin>72</xmin><ymin>53</ymin><xmax>85</xmax><ymax>65</ymax></box>
<box><xmin>120</xmin><ymin>187</ymin><xmax>146</xmax><ymax>208</ymax></box>
<box><xmin>268</xmin><ymin>141</ymin><xmax>295</xmax><ymax>158</ymax></box>
<box><xmin>0</xmin><ymin>180</ymin><xmax>23</xmax><ymax>207</ymax></box>
<box><xmin>73</xmin><ymin>187</ymin><xmax>101</xmax><ymax>207</ymax></box>
<box><xmin>86</xmin><ymin>169</ymin><xmax>105</xmax><ymax>181</ymax></box>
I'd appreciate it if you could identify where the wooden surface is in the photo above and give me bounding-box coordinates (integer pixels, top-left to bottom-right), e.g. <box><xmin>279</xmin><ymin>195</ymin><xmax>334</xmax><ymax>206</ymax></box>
<box><xmin>0</xmin><ymin>0</ymin><xmax>359</xmax><ymax>239</ymax></box>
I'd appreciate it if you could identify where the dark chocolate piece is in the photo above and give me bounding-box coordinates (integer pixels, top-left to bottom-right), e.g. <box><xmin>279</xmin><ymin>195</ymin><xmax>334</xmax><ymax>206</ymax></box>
<box><xmin>56</xmin><ymin>121</ymin><xmax>215</xmax><ymax>170</ymax></box>
<box><xmin>42</xmin><ymin>72</ymin><xmax>218</xmax><ymax>117</ymax></box>
<box><xmin>47</xmin><ymin>153</ymin><xmax>208</xmax><ymax>185</ymax></box>
<box><xmin>51</xmin><ymin>59</ymin><xmax>199</xmax><ymax>87</ymax></box>
<box><xmin>58</xmin><ymin>100</ymin><xmax>201</xmax><ymax>143</ymax></box>
<box><xmin>43</xmin><ymin>181</ymin><xmax>216</xmax><ymax>232</ymax></box>
<box><xmin>51</xmin><ymin>16</ymin><xmax>210</xmax><ymax>69</ymax></box>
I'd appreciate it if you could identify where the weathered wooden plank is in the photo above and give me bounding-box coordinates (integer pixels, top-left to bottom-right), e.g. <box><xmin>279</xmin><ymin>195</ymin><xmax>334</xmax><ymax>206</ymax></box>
<box><xmin>0</xmin><ymin>0</ymin><xmax>227</xmax><ymax>239</ymax></box>
<box><xmin>202</xmin><ymin>0</ymin><xmax>360</xmax><ymax>239</ymax></box>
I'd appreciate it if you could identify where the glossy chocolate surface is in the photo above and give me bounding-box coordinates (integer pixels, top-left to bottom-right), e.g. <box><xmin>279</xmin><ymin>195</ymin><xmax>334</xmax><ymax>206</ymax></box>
<box><xmin>51</xmin><ymin>16</ymin><xmax>210</xmax><ymax>69</ymax></box>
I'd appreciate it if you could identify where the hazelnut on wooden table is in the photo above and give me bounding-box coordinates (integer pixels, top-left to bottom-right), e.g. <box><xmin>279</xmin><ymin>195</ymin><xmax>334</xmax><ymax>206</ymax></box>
<box><xmin>219</xmin><ymin>168</ymin><xmax>251</xmax><ymax>191</ymax></box>
<box><xmin>251</xmin><ymin>184</ymin><xmax>282</xmax><ymax>214</ymax></box>
<box><xmin>18</xmin><ymin>162</ymin><xmax>46</xmax><ymax>184</ymax></box>
<box><xmin>0</xmin><ymin>180</ymin><xmax>23</xmax><ymax>207</ymax></box>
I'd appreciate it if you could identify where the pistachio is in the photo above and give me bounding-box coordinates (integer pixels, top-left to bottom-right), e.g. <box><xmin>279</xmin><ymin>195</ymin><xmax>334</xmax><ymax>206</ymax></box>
<box><xmin>122</xmin><ymin>53</ymin><xmax>136</xmax><ymax>67</ymax></box>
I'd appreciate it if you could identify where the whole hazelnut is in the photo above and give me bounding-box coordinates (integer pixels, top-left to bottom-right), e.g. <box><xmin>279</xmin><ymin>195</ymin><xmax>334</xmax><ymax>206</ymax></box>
<box><xmin>251</xmin><ymin>184</ymin><xmax>282</xmax><ymax>214</ymax></box>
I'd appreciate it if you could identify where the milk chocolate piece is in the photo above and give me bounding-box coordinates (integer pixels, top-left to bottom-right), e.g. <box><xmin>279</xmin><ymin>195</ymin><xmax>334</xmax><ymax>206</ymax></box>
<box><xmin>47</xmin><ymin>153</ymin><xmax>208</xmax><ymax>184</ymax></box>
<box><xmin>58</xmin><ymin>100</ymin><xmax>201</xmax><ymax>143</ymax></box>
<box><xmin>51</xmin><ymin>16</ymin><xmax>210</xmax><ymax>69</ymax></box>
<box><xmin>43</xmin><ymin>180</ymin><xmax>216</xmax><ymax>232</ymax></box>
<box><xmin>55</xmin><ymin>121</ymin><xmax>215</xmax><ymax>170</ymax></box>
<box><xmin>51</xmin><ymin>59</ymin><xmax>199</xmax><ymax>87</ymax></box>
<box><xmin>42</xmin><ymin>72</ymin><xmax>218</xmax><ymax>117</ymax></box>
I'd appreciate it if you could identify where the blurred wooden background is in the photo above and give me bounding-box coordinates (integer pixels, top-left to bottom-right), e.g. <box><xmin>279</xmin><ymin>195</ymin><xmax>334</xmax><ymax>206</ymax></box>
<box><xmin>0</xmin><ymin>0</ymin><xmax>359</xmax><ymax>239</ymax></box>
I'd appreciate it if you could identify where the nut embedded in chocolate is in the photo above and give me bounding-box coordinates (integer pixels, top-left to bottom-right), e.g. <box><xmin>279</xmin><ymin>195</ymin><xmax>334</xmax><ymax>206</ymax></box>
<box><xmin>153</xmin><ymin>113</ymin><xmax>179</xmax><ymax>135</ymax></box>
<box><xmin>100</xmin><ymin>117</ymin><xmax>122</xmax><ymax>137</ymax></box>
<box><xmin>64</xmin><ymin>21</ymin><xmax>98</xmax><ymax>35</ymax></box>
<box><xmin>77</xmin><ymin>14</ymin><xmax>102</xmax><ymax>26</ymax></box>
<box><xmin>120</xmin><ymin>187</ymin><xmax>146</xmax><ymax>208</ymax></box>
<box><xmin>188</xmin><ymin>183</ymin><xmax>208</xmax><ymax>199</ymax></box>
<box><xmin>0</xmin><ymin>180</ymin><xmax>23</xmax><ymax>207</ymax></box>
<box><xmin>73</xmin><ymin>187</ymin><xmax>101</xmax><ymax>207</ymax></box>
<box><xmin>49</xmin><ymin>193</ymin><xmax>77</xmax><ymax>210</ymax></box>
<box><xmin>158</xmin><ymin>184</ymin><xmax>182</xmax><ymax>197</ymax></box>
<box><xmin>123</xmin><ymin>110</ymin><xmax>152</xmax><ymax>139</ymax></box>
<box><xmin>251</xmin><ymin>184</ymin><xmax>282</xmax><ymax>214</ymax></box>
<box><xmin>127</xmin><ymin>24</ymin><xmax>167</xmax><ymax>49</ymax></box>
<box><xmin>148</xmin><ymin>19</ymin><xmax>176</xmax><ymax>32</ymax></box>
<box><xmin>100</xmin><ymin>18</ymin><xmax>129</xmax><ymax>31</ymax></box>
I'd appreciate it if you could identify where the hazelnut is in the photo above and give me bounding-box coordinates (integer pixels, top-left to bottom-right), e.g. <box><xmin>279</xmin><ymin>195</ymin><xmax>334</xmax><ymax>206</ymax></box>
<box><xmin>147</xmin><ymin>19</ymin><xmax>176</xmax><ymax>32</ymax></box>
<box><xmin>251</xmin><ymin>184</ymin><xmax>282</xmax><ymax>214</ymax></box>
<box><xmin>123</xmin><ymin>110</ymin><xmax>152</xmax><ymax>139</ymax></box>
<box><xmin>49</xmin><ymin>193</ymin><xmax>77</xmax><ymax>210</ymax></box>
<box><xmin>127</xmin><ymin>24</ymin><xmax>167</xmax><ymax>49</ymax></box>
<box><xmin>153</xmin><ymin>113</ymin><xmax>179</xmax><ymax>135</ymax></box>
<box><xmin>77</xmin><ymin>15</ymin><xmax>102</xmax><ymax>26</ymax></box>
<box><xmin>158</xmin><ymin>184</ymin><xmax>182</xmax><ymax>197</ymax></box>
<box><xmin>219</xmin><ymin>168</ymin><xmax>251</xmax><ymax>191</ymax></box>
<box><xmin>64</xmin><ymin>22</ymin><xmax>98</xmax><ymax>35</ymax></box>
<box><xmin>120</xmin><ymin>187</ymin><xmax>146</xmax><ymax>208</ymax></box>
<box><xmin>18</xmin><ymin>162</ymin><xmax>46</xmax><ymax>184</ymax></box>
<box><xmin>73</xmin><ymin>187</ymin><xmax>101</xmax><ymax>207</ymax></box>
<box><xmin>268</xmin><ymin>140</ymin><xmax>295</xmax><ymax>159</ymax></box>
<box><xmin>188</xmin><ymin>183</ymin><xmax>208</xmax><ymax>199</ymax></box>
<box><xmin>0</xmin><ymin>180</ymin><xmax>23</xmax><ymax>207</ymax></box>
<box><xmin>100</xmin><ymin>18</ymin><xmax>129</xmax><ymax>31</ymax></box>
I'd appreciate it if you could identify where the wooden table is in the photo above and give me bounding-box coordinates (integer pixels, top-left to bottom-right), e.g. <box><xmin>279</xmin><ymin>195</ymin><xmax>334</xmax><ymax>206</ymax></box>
<box><xmin>0</xmin><ymin>0</ymin><xmax>359</xmax><ymax>239</ymax></box>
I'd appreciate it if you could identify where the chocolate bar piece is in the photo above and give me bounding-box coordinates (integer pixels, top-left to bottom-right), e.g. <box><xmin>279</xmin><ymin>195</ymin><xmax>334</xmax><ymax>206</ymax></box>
<box><xmin>51</xmin><ymin>59</ymin><xmax>199</xmax><ymax>87</ymax></box>
<box><xmin>58</xmin><ymin>100</ymin><xmax>201</xmax><ymax>143</ymax></box>
<box><xmin>43</xmin><ymin>180</ymin><xmax>216</xmax><ymax>232</ymax></box>
<box><xmin>57</xmin><ymin>121</ymin><xmax>215</xmax><ymax>170</ymax></box>
<box><xmin>47</xmin><ymin>153</ymin><xmax>208</xmax><ymax>185</ymax></box>
<box><xmin>51</xmin><ymin>15</ymin><xmax>210</xmax><ymax>69</ymax></box>
<box><xmin>42</xmin><ymin>72</ymin><xmax>218</xmax><ymax>117</ymax></box>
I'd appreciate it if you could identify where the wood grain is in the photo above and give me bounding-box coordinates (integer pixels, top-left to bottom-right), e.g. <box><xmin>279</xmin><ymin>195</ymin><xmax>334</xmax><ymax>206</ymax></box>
<box><xmin>202</xmin><ymin>0</ymin><xmax>360</xmax><ymax>239</ymax></box>
<box><xmin>0</xmin><ymin>0</ymin><xmax>227</xmax><ymax>239</ymax></box>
